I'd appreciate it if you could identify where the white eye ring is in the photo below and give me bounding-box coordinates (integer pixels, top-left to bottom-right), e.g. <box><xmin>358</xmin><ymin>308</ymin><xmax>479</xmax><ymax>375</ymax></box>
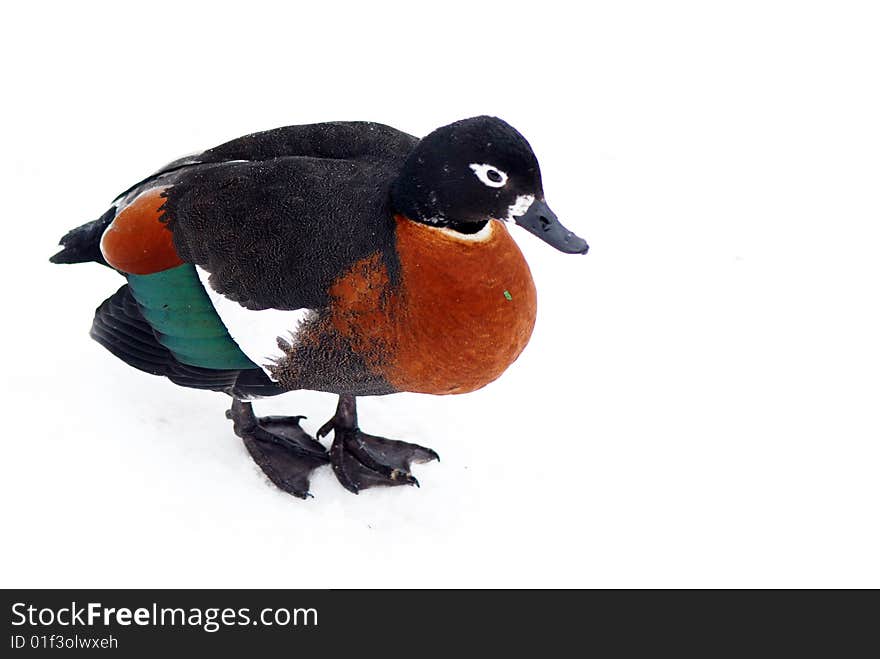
<box><xmin>469</xmin><ymin>163</ymin><xmax>508</xmax><ymax>188</ymax></box>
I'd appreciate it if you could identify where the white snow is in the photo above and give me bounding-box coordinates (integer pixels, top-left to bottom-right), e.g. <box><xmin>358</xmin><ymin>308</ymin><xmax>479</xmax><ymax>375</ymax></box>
<box><xmin>3</xmin><ymin>3</ymin><xmax>880</xmax><ymax>589</ymax></box>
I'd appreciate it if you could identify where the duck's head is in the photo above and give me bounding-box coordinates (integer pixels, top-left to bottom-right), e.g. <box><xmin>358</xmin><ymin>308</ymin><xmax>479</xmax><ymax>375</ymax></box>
<box><xmin>391</xmin><ymin>116</ymin><xmax>589</xmax><ymax>254</ymax></box>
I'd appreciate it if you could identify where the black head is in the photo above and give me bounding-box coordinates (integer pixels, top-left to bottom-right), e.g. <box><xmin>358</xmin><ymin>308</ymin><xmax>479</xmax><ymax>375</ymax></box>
<box><xmin>391</xmin><ymin>116</ymin><xmax>588</xmax><ymax>254</ymax></box>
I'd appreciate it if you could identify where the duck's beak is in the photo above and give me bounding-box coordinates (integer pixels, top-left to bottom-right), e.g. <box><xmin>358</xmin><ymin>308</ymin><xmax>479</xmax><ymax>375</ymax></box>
<box><xmin>514</xmin><ymin>198</ymin><xmax>589</xmax><ymax>254</ymax></box>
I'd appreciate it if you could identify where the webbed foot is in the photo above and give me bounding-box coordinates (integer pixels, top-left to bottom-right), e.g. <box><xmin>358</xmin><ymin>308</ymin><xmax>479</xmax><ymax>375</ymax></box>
<box><xmin>227</xmin><ymin>399</ymin><xmax>329</xmax><ymax>499</ymax></box>
<box><xmin>317</xmin><ymin>395</ymin><xmax>439</xmax><ymax>494</ymax></box>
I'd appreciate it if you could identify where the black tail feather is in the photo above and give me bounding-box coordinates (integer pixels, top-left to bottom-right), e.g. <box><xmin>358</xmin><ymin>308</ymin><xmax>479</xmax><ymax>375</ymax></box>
<box><xmin>49</xmin><ymin>207</ymin><xmax>115</xmax><ymax>266</ymax></box>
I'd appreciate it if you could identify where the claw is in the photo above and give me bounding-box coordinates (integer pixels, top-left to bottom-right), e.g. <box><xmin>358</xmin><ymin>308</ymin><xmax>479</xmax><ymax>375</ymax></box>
<box><xmin>316</xmin><ymin>419</ymin><xmax>334</xmax><ymax>440</ymax></box>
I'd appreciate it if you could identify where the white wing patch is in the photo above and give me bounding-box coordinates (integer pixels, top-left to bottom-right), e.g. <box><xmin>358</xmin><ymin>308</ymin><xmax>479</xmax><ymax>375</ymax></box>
<box><xmin>195</xmin><ymin>266</ymin><xmax>312</xmax><ymax>381</ymax></box>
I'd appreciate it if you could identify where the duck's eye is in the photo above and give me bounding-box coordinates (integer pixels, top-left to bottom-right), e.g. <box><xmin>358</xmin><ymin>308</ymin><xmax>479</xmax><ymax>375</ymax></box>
<box><xmin>470</xmin><ymin>163</ymin><xmax>508</xmax><ymax>188</ymax></box>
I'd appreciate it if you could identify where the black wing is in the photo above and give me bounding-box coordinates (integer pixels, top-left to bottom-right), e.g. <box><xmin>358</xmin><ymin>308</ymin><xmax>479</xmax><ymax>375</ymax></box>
<box><xmin>114</xmin><ymin>121</ymin><xmax>418</xmax><ymax>207</ymax></box>
<box><xmin>150</xmin><ymin>122</ymin><xmax>418</xmax><ymax>311</ymax></box>
<box><xmin>200</xmin><ymin>121</ymin><xmax>418</xmax><ymax>164</ymax></box>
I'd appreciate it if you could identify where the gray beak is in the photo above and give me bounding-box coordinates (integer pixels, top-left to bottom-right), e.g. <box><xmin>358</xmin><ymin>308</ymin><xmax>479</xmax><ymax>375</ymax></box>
<box><xmin>514</xmin><ymin>198</ymin><xmax>589</xmax><ymax>254</ymax></box>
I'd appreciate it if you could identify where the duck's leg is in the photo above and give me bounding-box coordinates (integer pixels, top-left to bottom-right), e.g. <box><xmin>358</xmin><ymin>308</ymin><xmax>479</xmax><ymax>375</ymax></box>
<box><xmin>317</xmin><ymin>394</ymin><xmax>440</xmax><ymax>494</ymax></box>
<box><xmin>227</xmin><ymin>398</ymin><xmax>329</xmax><ymax>499</ymax></box>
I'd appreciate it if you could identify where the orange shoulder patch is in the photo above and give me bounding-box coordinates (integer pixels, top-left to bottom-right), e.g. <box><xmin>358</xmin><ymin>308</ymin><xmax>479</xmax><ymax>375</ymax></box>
<box><xmin>100</xmin><ymin>188</ymin><xmax>183</xmax><ymax>274</ymax></box>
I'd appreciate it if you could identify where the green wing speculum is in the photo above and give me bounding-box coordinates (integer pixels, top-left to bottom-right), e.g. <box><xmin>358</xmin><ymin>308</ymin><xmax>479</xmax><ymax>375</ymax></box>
<box><xmin>126</xmin><ymin>265</ymin><xmax>257</xmax><ymax>370</ymax></box>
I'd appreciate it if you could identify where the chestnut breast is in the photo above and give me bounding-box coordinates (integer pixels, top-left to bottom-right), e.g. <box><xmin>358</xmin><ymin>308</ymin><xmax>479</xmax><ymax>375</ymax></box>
<box><xmin>326</xmin><ymin>217</ymin><xmax>537</xmax><ymax>395</ymax></box>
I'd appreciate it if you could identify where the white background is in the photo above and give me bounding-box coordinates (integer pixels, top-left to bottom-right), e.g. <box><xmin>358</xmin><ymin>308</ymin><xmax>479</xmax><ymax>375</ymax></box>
<box><xmin>2</xmin><ymin>1</ymin><xmax>878</xmax><ymax>588</ymax></box>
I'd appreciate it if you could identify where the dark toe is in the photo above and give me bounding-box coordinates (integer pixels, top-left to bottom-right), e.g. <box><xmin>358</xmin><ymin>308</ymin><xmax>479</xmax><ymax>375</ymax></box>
<box><xmin>257</xmin><ymin>416</ymin><xmax>328</xmax><ymax>458</ymax></box>
<box><xmin>348</xmin><ymin>432</ymin><xmax>438</xmax><ymax>473</ymax></box>
<box><xmin>243</xmin><ymin>435</ymin><xmax>326</xmax><ymax>499</ymax></box>
<box><xmin>327</xmin><ymin>428</ymin><xmax>438</xmax><ymax>493</ymax></box>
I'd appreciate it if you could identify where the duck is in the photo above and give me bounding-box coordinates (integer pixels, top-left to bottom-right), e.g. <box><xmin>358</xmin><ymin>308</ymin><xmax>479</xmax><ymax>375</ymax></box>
<box><xmin>51</xmin><ymin>116</ymin><xmax>589</xmax><ymax>499</ymax></box>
